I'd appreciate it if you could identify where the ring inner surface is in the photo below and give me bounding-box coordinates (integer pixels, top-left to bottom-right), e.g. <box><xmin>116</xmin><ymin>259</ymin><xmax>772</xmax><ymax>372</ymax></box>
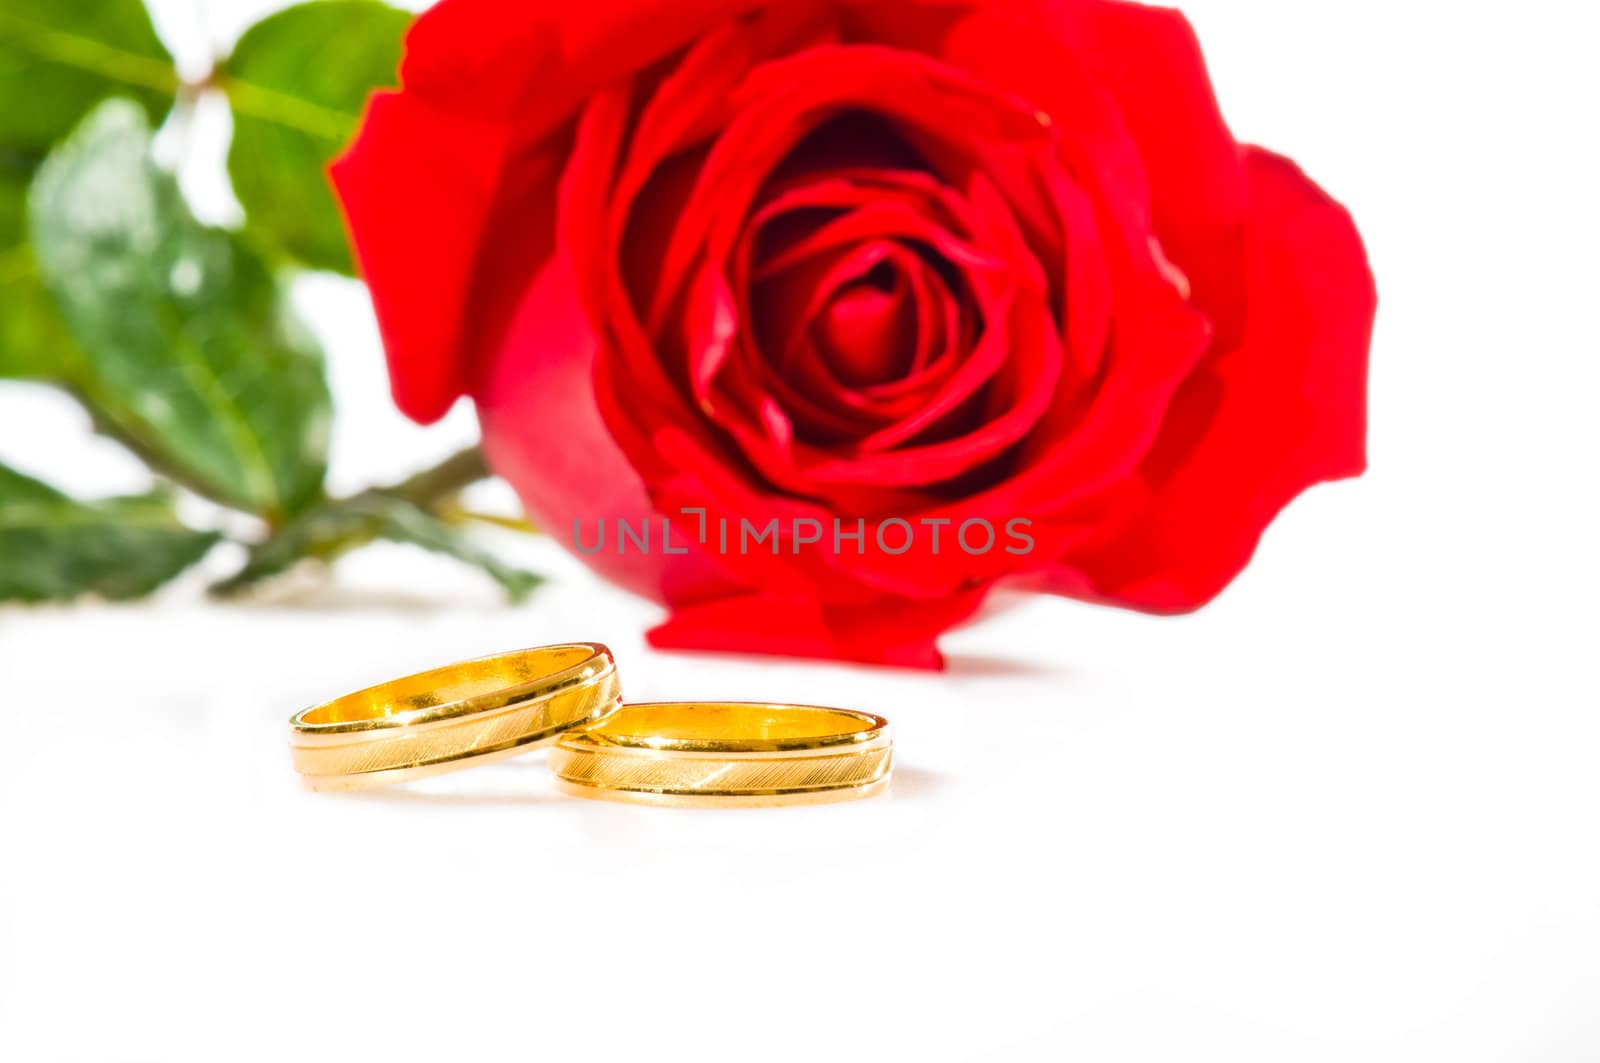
<box><xmin>580</xmin><ymin>702</ymin><xmax>882</xmax><ymax>751</ymax></box>
<box><xmin>298</xmin><ymin>644</ymin><xmax>599</xmax><ymax>727</ymax></box>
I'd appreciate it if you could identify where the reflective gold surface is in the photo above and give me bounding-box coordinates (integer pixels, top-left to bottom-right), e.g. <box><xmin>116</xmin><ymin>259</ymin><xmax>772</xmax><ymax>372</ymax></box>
<box><xmin>550</xmin><ymin>701</ymin><xmax>892</xmax><ymax>807</ymax></box>
<box><xmin>289</xmin><ymin>643</ymin><xmax>619</xmax><ymax>791</ymax></box>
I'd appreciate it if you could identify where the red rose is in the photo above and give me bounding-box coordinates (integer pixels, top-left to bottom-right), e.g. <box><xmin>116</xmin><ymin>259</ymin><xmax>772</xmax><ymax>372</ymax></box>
<box><xmin>333</xmin><ymin>0</ymin><xmax>1375</xmax><ymax>668</ymax></box>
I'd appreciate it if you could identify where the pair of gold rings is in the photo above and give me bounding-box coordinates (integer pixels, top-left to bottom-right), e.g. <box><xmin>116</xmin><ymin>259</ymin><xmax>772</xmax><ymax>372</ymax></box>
<box><xmin>288</xmin><ymin>643</ymin><xmax>891</xmax><ymax>806</ymax></box>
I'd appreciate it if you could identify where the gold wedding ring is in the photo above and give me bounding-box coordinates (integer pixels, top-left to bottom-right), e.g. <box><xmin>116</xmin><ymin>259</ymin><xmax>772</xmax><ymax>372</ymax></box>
<box><xmin>289</xmin><ymin>643</ymin><xmax>620</xmax><ymax>791</ymax></box>
<box><xmin>549</xmin><ymin>702</ymin><xmax>892</xmax><ymax>806</ymax></box>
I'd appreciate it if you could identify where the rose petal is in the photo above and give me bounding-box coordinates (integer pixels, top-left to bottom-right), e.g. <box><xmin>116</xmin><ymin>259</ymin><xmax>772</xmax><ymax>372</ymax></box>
<box><xmin>949</xmin><ymin>1</ymin><xmax>1249</xmax><ymax>339</ymax></box>
<box><xmin>332</xmin><ymin>91</ymin><xmax>517</xmax><ymax>422</ymax></box>
<box><xmin>1049</xmin><ymin>148</ymin><xmax>1375</xmax><ymax>609</ymax></box>
<box><xmin>647</xmin><ymin>582</ymin><xmax>991</xmax><ymax>669</ymax></box>
<box><xmin>648</xmin><ymin>43</ymin><xmax>1062</xmax><ymax>331</ymax></box>
<box><xmin>336</xmin><ymin>0</ymin><xmax>763</xmax><ymax>422</ymax></box>
<box><xmin>478</xmin><ymin>255</ymin><xmax>732</xmax><ymax>602</ymax></box>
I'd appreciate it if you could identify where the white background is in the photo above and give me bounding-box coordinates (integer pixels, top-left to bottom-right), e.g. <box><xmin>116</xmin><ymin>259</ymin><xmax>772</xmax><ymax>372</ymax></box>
<box><xmin>2</xmin><ymin>1</ymin><xmax>1598</xmax><ymax>1060</ymax></box>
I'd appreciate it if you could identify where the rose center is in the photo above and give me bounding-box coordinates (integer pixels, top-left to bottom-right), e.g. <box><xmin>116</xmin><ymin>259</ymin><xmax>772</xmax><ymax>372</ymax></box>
<box><xmin>813</xmin><ymin>261</ymin><xmax>917</xmax><ymax>387</ymax></box>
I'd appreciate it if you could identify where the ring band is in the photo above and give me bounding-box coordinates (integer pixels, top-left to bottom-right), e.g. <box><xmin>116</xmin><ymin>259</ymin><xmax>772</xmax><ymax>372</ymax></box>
<box><xmin>549</xmin><ymin>702</ymin><xmax>892</xmax><ymax>807</ymax></box>
<box><xmin>289</xmin><ymin>643</ymin><xmax>620</xmax><ymax>791</ymax></box>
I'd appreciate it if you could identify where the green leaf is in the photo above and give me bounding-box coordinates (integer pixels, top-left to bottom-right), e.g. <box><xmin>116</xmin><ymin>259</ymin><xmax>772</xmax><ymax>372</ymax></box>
<box><xmin>223</xmin><ymin>0</ymin><xmax>411</xmax><ymax>274</ymax></box>
<box><xmin>213</xmin><ymin>491</ymin><xmax>541</xmax><ymax>602</ymax></box>
<box><xmin>29</xmin><ymin>100</ymin><xmax>332</xmax><ymax>523</ymax></box>
<box><xmin>0</xmin><ymin>461</ymin><xmax>219</xmax><ymax>603</ymax></box>
<box><xmin>0</xmin><ymin>1</ymin><xmax>177</xmax><ymax>382</ymax></box>
<box><xmin>0</xmin><ymin>0</ymin><xmax>176</xmax><ymax>156</ymax></box>
<box><xmin>1</xmin><ymin>149</ymin><xmax>82</xmax><ymax>381</ymax></box>
<box><xmin>0</xmin><ymin>260</ymin><xmax>79</xmax><ymax>381</ymax></box>
<box><xmin>0</xmin><ymin>150</ymin><xmax>25</xmax><ymax>249</ymax></box>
